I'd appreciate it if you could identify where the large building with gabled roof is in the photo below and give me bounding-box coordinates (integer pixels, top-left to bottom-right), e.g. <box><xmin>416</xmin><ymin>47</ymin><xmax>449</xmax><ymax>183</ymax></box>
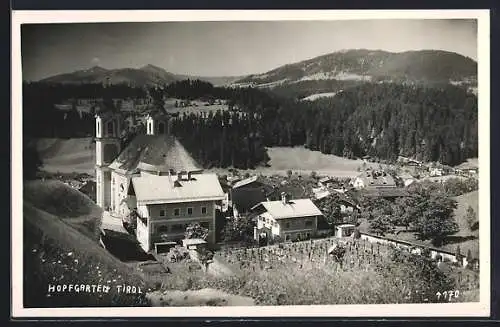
<box><xmin>95</xmin><ymin>103</ymin><xmax>223</xmax><ymax>252</ymax></box>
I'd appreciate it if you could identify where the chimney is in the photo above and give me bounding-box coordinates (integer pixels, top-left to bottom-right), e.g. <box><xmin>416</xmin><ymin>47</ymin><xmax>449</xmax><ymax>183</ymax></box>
<box><xmin>187</xmin><ymin>171</ymin><xmax>192</xmax><ymax>181</ymax></box>
<box><xmin>281</xmin><ymin>192</ymin><xmax>288</xmax><ymax>205</ymax></box>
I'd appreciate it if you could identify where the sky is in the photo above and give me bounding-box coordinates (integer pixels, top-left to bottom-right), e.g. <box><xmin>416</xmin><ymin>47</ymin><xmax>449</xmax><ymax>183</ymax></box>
<box><xmin>21</xmin><ymin>19</ymin><xmax>478</xmax><ymax>81</ymax></box>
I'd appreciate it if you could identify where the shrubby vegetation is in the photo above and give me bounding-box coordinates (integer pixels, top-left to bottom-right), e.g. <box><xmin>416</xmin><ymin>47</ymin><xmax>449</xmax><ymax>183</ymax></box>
<box><xmin>356</xmin><ymin>182</ymin><xmax>463</xmax><ymax>246</ymax></box>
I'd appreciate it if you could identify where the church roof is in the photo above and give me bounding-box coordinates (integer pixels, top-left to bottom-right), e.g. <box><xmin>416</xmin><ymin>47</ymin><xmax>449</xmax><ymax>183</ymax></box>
<box><xmin>109</xmin><ymin>134</ymin><xmax>200</xmax><ymax>174</ymax></box>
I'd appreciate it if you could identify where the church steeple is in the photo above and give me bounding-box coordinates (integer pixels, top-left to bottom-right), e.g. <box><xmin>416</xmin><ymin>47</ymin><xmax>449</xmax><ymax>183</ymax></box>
<box><xmin>95</xmin><ymin>109</ymin><xmax>122</xmax><ymax>209</ymax></box>
<box><xmin>146</xmin><ymin>112</ymin><xmax>171</xmax><ymax>136</ymax></box>
<box><xmin>144</xmin><ymin>85</ymin><xmax>171</xmax><ymax>136</ymax></box>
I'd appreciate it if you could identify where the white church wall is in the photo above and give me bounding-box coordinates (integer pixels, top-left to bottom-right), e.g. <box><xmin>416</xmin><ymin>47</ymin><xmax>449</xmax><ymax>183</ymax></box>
<box><xmin>111</xmin><ymin>171</ymin><xmax>130</xmax><ymax>216</ymax></box>
<box><xmin>96</xmin><ymin>168</ymin><xmax>104</xmax><ymax>208</ymax></box>
<box><xmin>95</xmin><ymin>116</ymin><xmax>102</xmax><ymax>138</ymax></box>
<box><xmin>103</xmin><ymin>170</ymin><xmax>112</xmax><ymax>210</ymax></box>
<box><xmin>95</xmin><ymin>141</ymin><xmax>102</xmax><ymax>166</ymax></box>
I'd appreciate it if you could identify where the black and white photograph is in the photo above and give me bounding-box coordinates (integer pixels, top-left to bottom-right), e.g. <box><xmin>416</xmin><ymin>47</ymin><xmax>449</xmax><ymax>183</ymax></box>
<box><xmin>11</xmin><ymin>10</ymin><xmax>490</xmax><ymax>317</ymax></box>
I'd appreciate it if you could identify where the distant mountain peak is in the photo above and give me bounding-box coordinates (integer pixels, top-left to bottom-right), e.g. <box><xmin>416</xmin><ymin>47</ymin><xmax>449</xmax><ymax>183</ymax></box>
<box><xmin>140</xmin><ymin>64</ymin><xmax>167</xmax><ymax>72</ymax></box>
<box><xmin>36</xmin><ymin>64</ymin><xmax>242</xmax><ymax>87</ymax></box>
<box><xmin>87</xmin><ymin>65</ymin><xmax>108</xmax><ymax>72</ymax></box>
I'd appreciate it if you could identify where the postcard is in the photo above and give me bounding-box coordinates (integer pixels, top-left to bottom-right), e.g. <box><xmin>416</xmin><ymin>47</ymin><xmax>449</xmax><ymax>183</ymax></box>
<box><xmin>11</xmin><ymin>9</ymin><xmax>491</xmax><ymax>318</ymax></box>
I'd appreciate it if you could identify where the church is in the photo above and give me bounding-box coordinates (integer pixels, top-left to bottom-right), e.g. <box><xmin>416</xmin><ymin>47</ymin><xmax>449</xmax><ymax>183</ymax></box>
<box><xmin>95</xmin><ymin>107</ymin><xmax>224</xmax><ymax>252</ymax></box>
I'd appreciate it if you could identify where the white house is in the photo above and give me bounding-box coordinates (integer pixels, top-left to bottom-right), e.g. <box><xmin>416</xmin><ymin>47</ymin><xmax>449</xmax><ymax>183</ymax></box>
<box><xmin>130</xmin><ymin>171</ymin><xmax>225</xmax><ymax>252</ymax></box>
<box><xmin>335</xmin><ymin>224</ymin><xmax>356</xmax><ymax>238</ymax></box>
<box><xmin>351</xmin><ymin>170</ymin><xmax>396</xmax><ymax>190</ymax></box>
<box><xmin>252</xmin><ymin>193</ymin><xmax>323</xmax><ymax>242</ymax></box>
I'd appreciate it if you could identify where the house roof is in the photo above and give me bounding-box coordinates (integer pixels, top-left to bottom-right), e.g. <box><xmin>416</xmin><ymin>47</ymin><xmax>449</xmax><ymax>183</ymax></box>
<box><xmin>232</xmin><ymin>176</ymin><xmax>259</xmax><ymax>189</ymax></box>
<box><xmin>100</xmin><ymin>211</ymin><xmax>135</xmax><ymax>240</ymax></box>
<box><xmin>131</xmin><ymin>173</ymin><xmax>225</xmax><ymax>205</ymax></box>
<box><xmin>455</xmin><ymin>160</ymin><xmax>479</xmax><ymax>170</ymax></box>
<box><xmin>336</xmin><ymin>224</ymin><xmax>356</xmax><ymax>229</ymax></box>
<box><xmin>253</xmin><ymin>199</ymin><xmax>323</xmax><ymax>220</ymax></box>
<box><xmin>231</xmin><ymin>187</ymin><xmax>269</xmax><ymax>213</ymax></box>
<box><xmin>313</xmin><ymin>188</ymin><xmax>331</xmax><ymax>200</ymax></box>
<box><xmin>319</xmin><ymin>176</ymin><xmax>334</xmax><ymax>184</ymax></box>
<box><xmin>109</xmin><ymin>134</ymin><xmax>200</xmax><ymax>174</ymax></box>
<box><xmin>182</xmin><ymin>238</ymin><xmax>207</xmax><ymax>246</ymax></box>
<box><xmin>355</xmin><ymin>170</ymin><xmax>396</xmax><ymax>187</ymax></box>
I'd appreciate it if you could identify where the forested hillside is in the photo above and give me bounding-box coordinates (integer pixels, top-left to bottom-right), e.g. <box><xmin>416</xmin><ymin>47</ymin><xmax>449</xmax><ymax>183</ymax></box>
<box><xmin>257</xmin><ymin>83</ymin><xmax>478</xmax><ymax>165</ymax></box>
<box><xmin>23</xmin><ymin>78</ymin><xmax>477</xmax><ymax>167</ymax></box>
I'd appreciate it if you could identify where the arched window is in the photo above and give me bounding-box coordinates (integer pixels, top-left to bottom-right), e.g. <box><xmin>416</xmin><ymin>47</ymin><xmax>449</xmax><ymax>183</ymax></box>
<box><xmin>158</xmin><ymin>122</ymin><xmax>166</xmax><ymax>134</ymax></box>
<box><xmin>107</xmin><ymin>121</ymin><xmax>114</xmax><ymax>136</ymax></box>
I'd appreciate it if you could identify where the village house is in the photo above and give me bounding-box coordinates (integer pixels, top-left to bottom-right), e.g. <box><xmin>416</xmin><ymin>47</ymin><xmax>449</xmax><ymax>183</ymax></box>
<box><xmin>454</xmin><ymin>161</ymin><xmax>479</xmax><ymax>177</ymax></box>
<box><xmin>318</xmin><ymin>176</ymin><xmax>335</xmax><ymax>188</ymax></box>
<box><xmin>351</xmin><ymin>170</ymin><xmax>397</xmax><ymax>190</ymax></box>
<box><xmin>252</xmin><ymin>193</ymin><xmax>323</xmax><ymax>242</ymax></box>
<box><xmin>429</xmin><ymin>167</ymin><xmax>444</xmax><ymax>177</ymax></box>
<box><xmin>351</xmin><ymin>170</ymin><xmax>408</xmax><ymax>200</ymax></box>
<box><xmin>335</xmin><ymin>224</ymin><xmax>356</xmax><ymax>238</ymax></box>
<box><xmin>95</xmin><ymin>105</ymin><xmax>225</xmax><ymax>253</ymax></box>
<box><xmin>130</xmin><ymin>171</ymin><xmax>224</xmax><ymax>252</ymax></box>
<box><xmin>229</xmin><ymin>175</ymin><xmax>276</xmax><ymax>219</ymax></box>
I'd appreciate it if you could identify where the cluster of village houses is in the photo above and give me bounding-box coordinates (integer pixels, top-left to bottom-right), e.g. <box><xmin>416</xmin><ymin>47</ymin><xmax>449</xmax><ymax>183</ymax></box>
<box><xmin>93</xmin><ymin>108</ymin><xmax>477</xmax><ymax>269</ymax></box>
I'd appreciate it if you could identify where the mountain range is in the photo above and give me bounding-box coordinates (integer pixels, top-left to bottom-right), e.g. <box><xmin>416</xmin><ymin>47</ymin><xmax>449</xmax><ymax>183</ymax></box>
<box><xmin>35</xmin><ymin>49</ymin><xmax>477</xmax><ymax>97</ymax></box>
<box><xmin>38</xmin><ymin>64</ymin><xmax>242</xmax><ymax>87</ymax></box>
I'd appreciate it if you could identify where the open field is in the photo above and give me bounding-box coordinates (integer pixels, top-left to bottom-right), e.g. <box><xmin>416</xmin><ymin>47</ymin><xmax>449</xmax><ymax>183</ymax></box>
<box><xmin>33</xmin><ymin>138</ymin><xmax>95</xmax><ymax>175</ymax></box>
<box><xmin>209</xmin><ymin>146</ymin><xmax>385</xmax><ymax>178</ymax></box>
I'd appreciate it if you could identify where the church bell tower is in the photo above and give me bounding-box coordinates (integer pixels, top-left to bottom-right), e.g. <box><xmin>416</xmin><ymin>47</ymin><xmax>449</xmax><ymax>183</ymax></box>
<box><xmin>95</xmin><ymin>111</ymin><xmax>122</xmax><ymax>209</ymax></box>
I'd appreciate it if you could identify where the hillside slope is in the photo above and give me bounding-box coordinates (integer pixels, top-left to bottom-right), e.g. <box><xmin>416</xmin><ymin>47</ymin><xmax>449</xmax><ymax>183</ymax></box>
<box><xmin>23</xmin><ymin>180</ymin><xmax>149</xmax><ymax>307</ymax></box>
<box><xmin>33</xmin><ymin>138</ymin><xmax>95</xmax><ymax>175</ymax></box>
<box><xmin>234</xmin><ymin>49</ymin><xmax>477</xmax><ymax>99</ymax></box>
<box><xmin>24</xmin><ymin>180</ymin><xmax>101</xmax><ymax>240</ymax></box>
<box><xmin>237</xmin><ymin>49</ymin><xmax>477</xmax><ymax>86</ymax></box>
